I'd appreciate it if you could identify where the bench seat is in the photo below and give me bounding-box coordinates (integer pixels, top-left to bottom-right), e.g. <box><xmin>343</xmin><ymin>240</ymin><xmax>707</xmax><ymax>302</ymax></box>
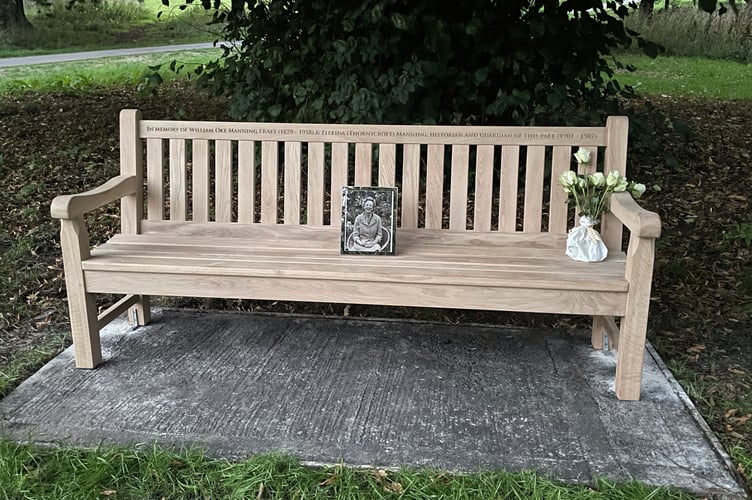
<box><xmin>82</xmin><ymin>224</ymin><xmax>629</xmax><ymax>316</ymax></box>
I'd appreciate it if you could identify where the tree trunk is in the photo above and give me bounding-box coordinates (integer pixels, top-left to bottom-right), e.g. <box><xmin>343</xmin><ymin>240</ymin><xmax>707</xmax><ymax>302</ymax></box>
<box><xmin>0</xmin><ymin>0</ymin><xmax>32</xmax><ymax>31</ymax></box>
<box><xmin>640</xmin><ymin>0</ymin><xmax>655</xmax><ymax>14</ymax></box>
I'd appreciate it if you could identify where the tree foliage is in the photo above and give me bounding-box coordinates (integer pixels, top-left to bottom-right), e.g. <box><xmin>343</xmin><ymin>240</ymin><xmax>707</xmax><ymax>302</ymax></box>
<box><xmin>184</xmin><ymin>0</ymin><xmax>661</xmax><ymax>126</ymax></box>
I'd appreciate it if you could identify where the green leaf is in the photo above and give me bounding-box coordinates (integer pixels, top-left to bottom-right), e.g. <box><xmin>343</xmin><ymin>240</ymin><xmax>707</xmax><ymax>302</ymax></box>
<box><xmin>268</xmin><ymin>104</ymin><xmax>282</xmax><ymax>117</ymax></box>
<box><xmin>390</xmin><ymin>13</ymin><xmax>407</xmax><ymax>30</ymax></box>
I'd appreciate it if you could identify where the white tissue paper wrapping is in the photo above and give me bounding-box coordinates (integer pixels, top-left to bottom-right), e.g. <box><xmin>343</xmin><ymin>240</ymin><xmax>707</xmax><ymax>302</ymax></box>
<box><xmin>566</xmin><ymin>216</ymin><xmax>608</xmax><ymax>262</ymax></box>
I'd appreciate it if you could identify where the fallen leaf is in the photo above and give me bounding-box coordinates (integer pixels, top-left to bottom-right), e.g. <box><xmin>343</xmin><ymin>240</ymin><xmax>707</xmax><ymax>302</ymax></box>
<box><xmin>687</xmin><ymin>344</ymin><xmax>706</xmax><ymax>354</ymax></box>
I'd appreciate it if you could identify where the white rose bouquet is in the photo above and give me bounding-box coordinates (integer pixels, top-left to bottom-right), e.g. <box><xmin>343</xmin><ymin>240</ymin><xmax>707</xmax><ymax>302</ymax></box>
<box><xmin>559</xmin><ymin>148</ymin><xmax>646</xmax><ymax>262</ymax></box>
<box><xmin>559</xmin><ymin>148</ymin><xmax>646</xmax><ymax>224</ymax></box>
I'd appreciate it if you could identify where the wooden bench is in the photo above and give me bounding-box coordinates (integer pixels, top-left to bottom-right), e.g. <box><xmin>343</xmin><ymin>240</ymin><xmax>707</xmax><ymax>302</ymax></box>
<box><xmin>51</xmin><ymin>109</ymin><xmax>661</xmax><ymax>400</ymax></box>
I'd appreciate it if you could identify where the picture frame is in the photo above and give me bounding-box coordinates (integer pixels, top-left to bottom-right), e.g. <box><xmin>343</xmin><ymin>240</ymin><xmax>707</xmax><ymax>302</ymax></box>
<box><xmin>341</xmin><ymin>186</ymin><xmax>398</xmax><ymax>256</ymax></box>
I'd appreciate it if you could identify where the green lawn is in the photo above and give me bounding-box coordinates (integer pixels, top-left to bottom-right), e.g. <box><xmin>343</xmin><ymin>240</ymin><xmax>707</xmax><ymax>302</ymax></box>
<box><xmin>614</xmin><ymin>53</ymin><xmax>752</xmax><ymax>100</ymax></box>
<box><xmin>0</xmin><ymin>49</ymin><xmax>219</xmax><ymax>94</ymax></box>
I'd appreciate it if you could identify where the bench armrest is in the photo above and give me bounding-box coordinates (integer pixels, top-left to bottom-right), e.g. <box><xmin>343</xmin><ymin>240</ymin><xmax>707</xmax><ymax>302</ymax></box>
<box><xmin>51</xmin><ymin>175</ymin><xmax>138</xmax><ymax>220</ymax></box>
<box><xmin>609</xmin><ymin>192</ymin><xmax>661</xmax><ymax>239</ymax></box>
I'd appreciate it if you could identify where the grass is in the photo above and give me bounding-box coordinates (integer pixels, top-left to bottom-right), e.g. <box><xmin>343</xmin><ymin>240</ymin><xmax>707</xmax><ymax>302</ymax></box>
<box><xmin>614</xmin><ymin>53</ymin><xmax>752</xmax><ymax>100</ymax></box>
<box><xmin>0</xmin><ymin>0</ymin><xmax>219</xmax><ymax>58</ymax></box>
<box><xmin>0</xmin><ymin>440</ymin><xmax>696</xmax><ymax>499</ymax></box>
<box><xmin>0</xmin><ymin>49</ymin><xmax>219</xmax><ymax>94</ymax></box>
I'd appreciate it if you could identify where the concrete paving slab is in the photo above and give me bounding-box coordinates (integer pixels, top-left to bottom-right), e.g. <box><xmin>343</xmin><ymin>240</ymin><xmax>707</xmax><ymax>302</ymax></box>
<box><xmin>0</xmin><ymin>309</ymin><xmax>747</xmax><ymax>499</ymax></box>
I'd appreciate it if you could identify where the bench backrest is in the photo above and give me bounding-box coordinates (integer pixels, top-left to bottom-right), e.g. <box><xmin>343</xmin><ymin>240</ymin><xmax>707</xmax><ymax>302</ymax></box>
<box><xmin>119</xmin><ymin>109</ymin><xmax>628</xmax><ymax>249</ymax></box>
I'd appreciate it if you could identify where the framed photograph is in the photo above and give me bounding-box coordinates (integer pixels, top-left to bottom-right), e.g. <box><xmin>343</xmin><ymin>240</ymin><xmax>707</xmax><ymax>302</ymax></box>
<box><xmin>341</xmin><ymin>186</ymin><xmax>398</xmax><ymax>255</ymax></box>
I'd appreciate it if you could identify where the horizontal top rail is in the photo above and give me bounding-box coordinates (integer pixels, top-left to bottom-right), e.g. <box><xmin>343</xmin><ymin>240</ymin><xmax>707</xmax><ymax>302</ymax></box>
<box><xmin>139</xmin><ymin>120</ymin><xmax>608</xmax><ymax>146</ymax></box>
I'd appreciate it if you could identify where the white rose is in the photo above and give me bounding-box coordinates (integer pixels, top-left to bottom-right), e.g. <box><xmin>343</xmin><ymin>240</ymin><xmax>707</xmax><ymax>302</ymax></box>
<box><xmin>606</xmin><ymin>170</ymin><xmax>622</xmax><ymax>188</ymax></box>
<box><xmin>630</xmin><ymin>182</ymin><xmax>646</xmax><ymax>198</ymax></box>
<box><xmin>588</xmin><ymin>172</ymin><xmax>605</xmax><ymax>187</ymax></box>
<box><xmin>573</xmin><ymin>147</ymin><xmax>591</xmax><ymax>165</ymax></box>
<box><xmin>559</xmin><ymin>170</ymin><xmax>578</xmax><ymax>188</ymax></box>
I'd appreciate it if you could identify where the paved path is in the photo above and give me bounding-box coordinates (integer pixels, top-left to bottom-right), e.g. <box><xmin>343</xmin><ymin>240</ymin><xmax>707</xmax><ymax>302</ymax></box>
<box><xmin>0</xmin><ymin>43</ymin><xmax>225</xmax><ymax>68</ymax></box>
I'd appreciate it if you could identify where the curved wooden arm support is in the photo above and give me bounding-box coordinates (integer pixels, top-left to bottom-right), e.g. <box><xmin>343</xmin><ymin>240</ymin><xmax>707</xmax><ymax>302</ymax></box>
<box><xmin>51</xmin><ymin>175</ymin><xmax>138</xmax><ymax>220</ymax></box>
<box><xmin>609</xmin><ymin>192</ymin><xmax>661</xmax><ymax>239</ymax></box>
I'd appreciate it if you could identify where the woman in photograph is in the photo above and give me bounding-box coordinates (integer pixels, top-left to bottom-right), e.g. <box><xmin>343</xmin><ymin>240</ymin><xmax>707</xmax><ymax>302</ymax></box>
<box><xmin>350</xmin><ymin>197</ymin><xmax>383</xmax><ymax>252</ymax></box>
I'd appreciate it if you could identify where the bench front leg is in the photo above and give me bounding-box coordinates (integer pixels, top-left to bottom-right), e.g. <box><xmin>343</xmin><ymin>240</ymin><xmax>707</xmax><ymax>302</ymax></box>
<box><xmin>615</xmin><ymin>233</ymin><xmax>656</xmax><ymax>400</ymax></box>
<box><xmin>60</xmin><ymin>218</ymin><xmax>102</xmax><ymax>368</ymax></box>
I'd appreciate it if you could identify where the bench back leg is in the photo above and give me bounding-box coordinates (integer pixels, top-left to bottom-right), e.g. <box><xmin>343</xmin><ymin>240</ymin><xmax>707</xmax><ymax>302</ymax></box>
<box><xmin>128</xmin><ymin>296</ymin><xmax>151</xmax><ymax>326</ymax></box>
<box><xmin>60</xmin><ymin>218</ymin><xmax>102</xmax><ymax>368</ymax></box>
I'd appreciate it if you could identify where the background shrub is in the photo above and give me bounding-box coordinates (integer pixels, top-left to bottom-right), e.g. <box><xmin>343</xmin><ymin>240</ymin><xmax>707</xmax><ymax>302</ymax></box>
<box><xmin>192</xmin><ymin>0</ymin><xmax>659</xmax><ymax>126</ymax></box>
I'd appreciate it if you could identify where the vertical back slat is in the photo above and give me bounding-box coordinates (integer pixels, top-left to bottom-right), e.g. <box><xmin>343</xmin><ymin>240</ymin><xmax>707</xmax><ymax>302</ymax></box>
<box><xmin>499</xmin><ymin>146</ymin><xmax>520</xmax><ymax>232</ymax></box>
<box><xmin>378</xmin><ymin>144</ymin><xmax>396</xmax><ymax>187</ymax></box>
<box><xmin>307</xmin><ymin>142</ymin><xmax>325</xmax><ymax>225</ymax></box>
<box><xmin>602</xmin><ymin>116</ymin><xmax>628</xmax><ymax>250</ymax></box>
<box><xmin>284</xmin><ymin>142</ymin><xmax>302</xmax><ymax>224</ymax></box>
<box><xmin>331</xmin><ymin>143</ymin><xmax>349</xmax><ymax>226</ymax></box>
<box><xmin>474</xmin><ymin>145</ymin><xmax>495</xmax><ymax>232</ymax></box>
<box><xmin>120</xmin><ymin>110</ymin><xmax>143</xmax><ymax>234</ymax></box>
<box><xmin>548</xmin><ymin>145</ymin><xmax>572</xmax><ymax>234</ymax></box>
<box><xmin>523</xmin><ymin>146</ymin><xmax>546</xmax><ymax>232</ymax></box>
<box><xmin>192</xmin><ymin>139</ymin><xmax>210</xmax><ymax>222</ymax></box>
<box><xmin>401</xmin><ymin>144</ymin><xmax>420</xmax><ymax>229</ymax></box>
<box><xmin>355</xmin><ymin>143</ymin><xmax>372</xmax><ymax>186</ymax></box>
<box><xmin>449</xmin><ymin>145</ymin><xmax>469</xmax><ymax>231</ymax></box>
<box><xmin>146</xmin><ymin>138</ymin><xmax>164</xmax><ymax>221</ymax></box>
<box><xmin>169</xmin><ymin>139</ymin><xmax>186</xmax><ymax>221</ymax></box>
<box><xmin>425</xmin><ymin>144</ymin><xmax>444</xmax><ymax>229</ymax></box>
<box><xmin>237</xmin><ymin>141</ymin><xmax>255</xmax><ymax>224</ymax></box>
<box><xmin>215</xmin><ymin>140</ymin><xmax>233</xmax><ymax>223</ymax></box>
<box><xmin>261</xmin><ymin>141</ymin><xmax>278</xmax><ymax>224</ymax></box>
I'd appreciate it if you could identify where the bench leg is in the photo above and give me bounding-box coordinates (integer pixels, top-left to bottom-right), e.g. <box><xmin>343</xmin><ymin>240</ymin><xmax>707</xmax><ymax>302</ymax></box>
<box><xmin>591</xmin><ymin>316</ymin><xmax>605</xmax><ymax>349</ymax></box>
<box><xmin>68</xmin><ymin>291</ymin><xmax>103</xmax><ymax>369</ymax></box>
<box><xmin>615</xmin><ymin>315</ymin><xmax>647</xmax><ymax>401</ymax></box>
<box><xmin>60</xmin><ymin>218</ymin><xmax>102</xmax><ymax>369</ymax></box>
<box><xmin>614</xmin><ymin>235</ymin><xmax>655</xmax><ymax>401</ymax></box>
<box><xmin>592</xmin><ymin>316</ymin><xmax>619</xmax><ymax>351</ymax></box>
<box><xmin>128</xmin><ymin>295</ymin><xmax>151</xmax><ymax>326</ymax></box>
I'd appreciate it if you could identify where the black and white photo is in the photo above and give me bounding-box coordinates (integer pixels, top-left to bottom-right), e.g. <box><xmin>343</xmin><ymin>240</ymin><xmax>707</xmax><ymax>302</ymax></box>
<box><xmin>341</xmin><ymin>187</ymin><xmax>397</xmax><ymax>255</ymax></box>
